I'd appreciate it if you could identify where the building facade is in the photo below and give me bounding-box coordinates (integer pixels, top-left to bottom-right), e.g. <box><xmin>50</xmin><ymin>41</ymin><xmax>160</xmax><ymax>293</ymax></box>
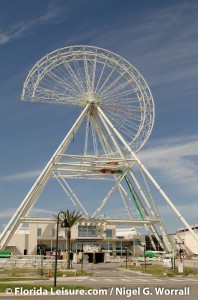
<box><xmin>4</xmin><ymin>219</ymin><xmax>146</xmax><ymax>257</ymax></box>
<box><xmin>3</xmin><ymin>219</ymin><xmax>197</xmax><ymax>257</ymax></box>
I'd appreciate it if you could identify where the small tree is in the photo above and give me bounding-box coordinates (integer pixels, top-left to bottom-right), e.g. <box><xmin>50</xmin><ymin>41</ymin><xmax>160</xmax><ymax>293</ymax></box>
<box><xmin>60</xmin><ymin>209</ymin><xmax>83</xmax><ymax>269</ymax></box>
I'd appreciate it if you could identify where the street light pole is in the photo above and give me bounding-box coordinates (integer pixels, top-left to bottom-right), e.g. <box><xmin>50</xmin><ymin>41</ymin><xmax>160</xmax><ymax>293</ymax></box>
<box><xmin>54</xmin><ymin>212</ymin><xmax>69</xmax><ymax>288</ymax></box>
<box><xmin>81</xmin><ymin>242</ymin><xmax>84</xmax><ymax>271</ymax></box>
<box><xmin>37</xmin><ymin>243</ymin><xmax>44</xmax><ymax>278</ymax></box>
<box><xmin>141</xmin><ymin>243</ymin><xmax>146</xmax><ymax>272</ymax></box>
<box><xmin>175</xmin><ymin>240</ymin><xmax>184</xmax><ymax>262</ymax></box>
<box><xmin>125</xmin><ymin>247</ymin><xmax>128</xmax><ymax>268</ymax></box>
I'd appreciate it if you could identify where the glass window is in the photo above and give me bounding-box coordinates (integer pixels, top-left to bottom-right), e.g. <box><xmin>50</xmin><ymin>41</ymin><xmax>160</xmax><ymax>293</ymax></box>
<box><xmin>52</xmin><ymin>228</ymin><xmax>55</xmax><ymax>238</ymax></box>
<box><xmin>78</xmin><ymin>226</ymin><xmax>97</xmax><ymax>237</ymax></box>
<box><xmin>100</xmin><ymin>244</ymin><xmax>113</xmax><ymax>250</ymax></box>
<box><xmin>105</xmin><ymin>229</ymin><xmax>112</xmax><ymax>238</ymax></box>
<box><xmin>37</xmin><ymin>228</ymin><xmax>42</xmax><ymax>237</ymax></box>
<box><xmin>134</xmin><ymin>239</ymin><xmax>141</xmax><ymax>245</ymax></box>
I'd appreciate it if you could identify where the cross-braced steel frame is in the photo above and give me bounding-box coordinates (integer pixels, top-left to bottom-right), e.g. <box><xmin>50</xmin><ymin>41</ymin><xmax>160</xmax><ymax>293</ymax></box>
<box><xmin>1</xmin><ymin>102</ymin><xmax>198</xmax><ymax>251</ymax></box>
<box><xmin>1</xmin><ymin>46</ymin><xmax>197</xmax><ymax>252</ymax></box>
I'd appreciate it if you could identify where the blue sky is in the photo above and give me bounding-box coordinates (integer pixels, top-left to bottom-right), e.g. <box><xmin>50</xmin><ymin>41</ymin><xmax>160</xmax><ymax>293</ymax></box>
<box><xmin>0</xmin><ymin>0</ymin><xmax>198</xmax><ymax>233</ymax></box>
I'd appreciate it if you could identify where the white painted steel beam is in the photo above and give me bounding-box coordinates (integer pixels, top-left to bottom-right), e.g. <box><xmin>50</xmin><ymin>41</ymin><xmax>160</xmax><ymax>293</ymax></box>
<box><xmin>0</xmin><ymin>105</ymin><xmax>90</xmax><ymax>250</ymax></box>
<box><xmin>96</xmin><ymin>106</ymin><xmax>169</xmax><ymax>251</ymax></box>
<box><xmin>20</xmin><ymin>216</ymin><xmax>160</xmax><ymax>226</ymax></box>
<box><xmin>97</xmin><ymin>106</ymin><xmax>198</xmax><ymax>245</ymax></box>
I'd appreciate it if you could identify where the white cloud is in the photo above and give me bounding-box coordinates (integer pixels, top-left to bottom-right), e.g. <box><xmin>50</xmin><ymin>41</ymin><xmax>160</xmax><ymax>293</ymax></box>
<box><xmin>0</xmin><ymin>2</ymin><xmax>66</xmax><ymax>45</ymax></box>
<box><xmin>0</xmin><ymin>208</ymin><xmax>16</xmax><ymax>219</ymax></box>
<box><xmin>158</xmin><ymin>202</ymin><xmax>198</xmax><ymax>220</ymax></box>
<box><xmin>87</xmin><ymin>2</ymin><xmax>198</xmax><ymax>96</ymax></box>
<box><xmin>29</xmin><ymin>208</ymin><xmax>55</xmax><ymax>217</ymax></box>
<box><xmin>139</xmin><ymin>135</ymin><xmax>198</xmax><ymax>195</ymax></box>
<box><xmin>0</xmin><ymin>207</ymin><xmax>54</xmax><ymax>220</ymax></box>
<box><xmin>0</xmin><ymin>170</ymin><xmax>41</xmax><ymax>182</ymax></box>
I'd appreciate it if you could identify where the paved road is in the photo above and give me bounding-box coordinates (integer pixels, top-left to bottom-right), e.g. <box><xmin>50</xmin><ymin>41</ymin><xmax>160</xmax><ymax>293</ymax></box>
<box><xmin>0</xmin><ymin>262</ymin><xmax>198</xmax><ymax>299</ymax></box>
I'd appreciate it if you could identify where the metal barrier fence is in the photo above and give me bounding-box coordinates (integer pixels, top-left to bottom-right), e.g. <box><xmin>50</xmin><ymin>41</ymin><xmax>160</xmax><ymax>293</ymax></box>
<box><xmin>0</xmin><ymin>255</ymin><xmax>67</xmax><ymax>270</ymax></box>
<box><xmin>0</xmin><ymin>255</ymin><xmax>197</xmax><ymax>272</ymax></box>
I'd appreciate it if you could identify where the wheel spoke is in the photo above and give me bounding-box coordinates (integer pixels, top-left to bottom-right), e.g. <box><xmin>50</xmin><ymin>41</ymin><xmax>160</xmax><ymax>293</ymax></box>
<box><xmin>21</xmin><ymin>45</ymin><xmax>154</xmax><ymax>153</ymax></box>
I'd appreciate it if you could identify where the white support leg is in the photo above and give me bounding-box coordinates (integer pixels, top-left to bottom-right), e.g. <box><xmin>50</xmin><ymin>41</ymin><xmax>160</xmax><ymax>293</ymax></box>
<box><xmin>0</xmin><ymin>105</ymin><xmax>90</xmax><ymax>250</ymax></box>
<box><xmin>97</xmin><ymin>106</ymin><xmax>198</xmax><ymax>244</ymax></box>
<box><xmin>96</xmin><ymin>108</ymin><xmax>165</xmax><ymax>250</ymax></box>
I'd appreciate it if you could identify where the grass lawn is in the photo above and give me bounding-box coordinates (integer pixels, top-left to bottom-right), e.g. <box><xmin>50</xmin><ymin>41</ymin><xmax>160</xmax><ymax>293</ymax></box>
<box><xmin>0</xmin><ymin>277</ymin><xmax>49</xmax><ymax>282</ymax></box>
<box><xmin>120</xmin><ymin>264</ymin><xmax>198</xmax><ymax>276</ymax></box>
<box><xmin>0</xmin><ymin>268</ymin><xmax>92</xmax><ymax>278</ymax></box>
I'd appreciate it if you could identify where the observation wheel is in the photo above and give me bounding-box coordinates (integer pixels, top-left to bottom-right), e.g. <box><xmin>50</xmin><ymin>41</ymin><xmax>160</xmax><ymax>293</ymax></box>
<box><xmin>2</xmin><ymin>45</ymin><xmax>197</xmax><ymax>254</ymax></box>
<box><xmin>21</xmin><ymin>45</ymin><xmax>154</xmax><ymax>152</ymax></box>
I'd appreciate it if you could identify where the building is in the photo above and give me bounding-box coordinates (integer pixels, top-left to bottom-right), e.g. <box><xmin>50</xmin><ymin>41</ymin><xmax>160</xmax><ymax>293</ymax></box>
<box><xmin>174</xmin><ymin>224</ymin><xmax>198</xmax><ymax>255</ymax></box>
<box><xmin>2</xmin><ymin>219</ymin><xmax>197</xmax><ymax>258</ymax></box>
<box><xmin>3</xmin><ymin>218</ymin><xmax>146</xmax><ymax>258</ymax></box>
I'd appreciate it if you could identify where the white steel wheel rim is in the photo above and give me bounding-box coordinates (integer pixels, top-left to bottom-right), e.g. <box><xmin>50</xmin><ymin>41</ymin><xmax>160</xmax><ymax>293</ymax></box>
<box><xmin>21</xmin><ymin>45</ymin><xmax>155</xmax><ymax>152</ymax></box>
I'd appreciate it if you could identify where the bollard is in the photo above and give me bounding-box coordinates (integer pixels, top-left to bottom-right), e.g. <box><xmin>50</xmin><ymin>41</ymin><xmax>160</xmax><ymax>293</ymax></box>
<box><xmin>47</xmin><ymin>271</ymin><xmax>51</xmax><ymax>277</ymax></box>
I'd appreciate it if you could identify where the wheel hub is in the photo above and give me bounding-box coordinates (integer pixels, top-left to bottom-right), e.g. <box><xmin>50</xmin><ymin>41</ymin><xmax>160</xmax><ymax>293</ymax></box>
<box><xmin>80</xmin><ymin>92</ymin><xmax>102</xmax><ymax>107</ymax></box>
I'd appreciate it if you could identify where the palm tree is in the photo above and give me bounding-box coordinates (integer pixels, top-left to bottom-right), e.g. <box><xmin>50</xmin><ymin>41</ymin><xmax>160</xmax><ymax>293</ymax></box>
<box><xmin>60</xmin><ymin>209</ymin><xmax>83</xmax><ymax>269</ymax></box>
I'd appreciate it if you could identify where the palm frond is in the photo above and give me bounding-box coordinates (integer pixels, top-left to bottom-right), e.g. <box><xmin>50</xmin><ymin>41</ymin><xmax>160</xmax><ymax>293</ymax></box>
<box><xmin>62</xmin><ymin>209</ymin><xmax>83</xmax><ymax>229</ymax></box>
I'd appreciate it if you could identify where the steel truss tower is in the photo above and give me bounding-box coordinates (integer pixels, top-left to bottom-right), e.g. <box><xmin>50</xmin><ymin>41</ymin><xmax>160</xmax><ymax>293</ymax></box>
<box><xmin>1</xmin><ymin>46</ymin><xmax>197</xmax><ymax>252</ymax></box>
